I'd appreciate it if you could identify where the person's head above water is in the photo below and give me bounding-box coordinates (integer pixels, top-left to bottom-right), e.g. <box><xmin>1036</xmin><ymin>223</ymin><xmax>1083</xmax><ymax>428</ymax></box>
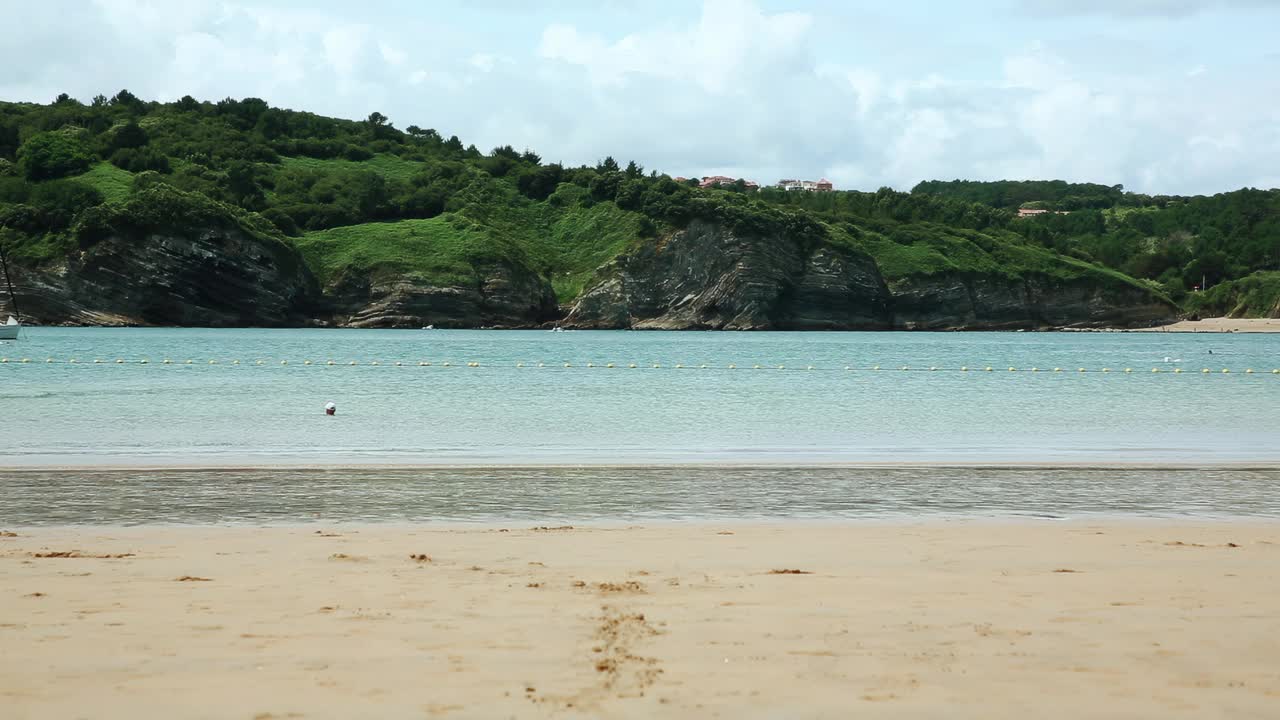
<box><xmin>325</xmin><ymin>401</ymin><xmax>336</xmax><ymax>416</ymax></box>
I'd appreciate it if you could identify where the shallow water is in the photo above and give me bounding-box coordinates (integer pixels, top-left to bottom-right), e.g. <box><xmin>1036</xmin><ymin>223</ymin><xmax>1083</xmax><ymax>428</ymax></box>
<box><xmin>3</xmin><ymin>327</ymin><xmax>1277</xmax><ymax>467</ymax></box>
<box><xmin>2</xmin><ymin>328</ymin><xmax>1278</xmax><ymax>523</ymax></box>
<box><xmin>2</xmin><ymin>466</ymin><xmax>1279</xmax><ymax>525</ymax></box>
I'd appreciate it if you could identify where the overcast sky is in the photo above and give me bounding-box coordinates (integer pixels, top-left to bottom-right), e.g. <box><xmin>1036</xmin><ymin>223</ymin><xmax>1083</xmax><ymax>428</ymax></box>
<box><xmin>4</xmin><ymin>0</ymin><xmax>1279</xmax><ymax>194</ymax></box>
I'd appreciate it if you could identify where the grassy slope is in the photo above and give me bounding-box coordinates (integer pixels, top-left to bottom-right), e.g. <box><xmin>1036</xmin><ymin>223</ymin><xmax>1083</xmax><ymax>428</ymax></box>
<box><xmin>293</xmin><ymin>214</ymin><xmax>526</xmax><ymax>288</ymax></box>
<box><xmin>1184</xmin><ymin>271</ymin><xmax>1280</xmax><ymax>318</ymax></box>
<box><xmin>835</xmin><ymin>222</ymin><xmax>1162</xmax><ymax>296</ymax></box>
<box><xmin>72</xmin><ymin>162</ymin><xmax>134</xmax><ymax>203</ymax></box>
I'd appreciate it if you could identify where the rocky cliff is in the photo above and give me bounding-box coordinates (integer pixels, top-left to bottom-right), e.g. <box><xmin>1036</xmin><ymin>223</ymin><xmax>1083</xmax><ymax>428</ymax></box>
<box><xmin>4</xmin><ymin>196</ymin><xmax>1176</xmax><ymax>330</ymax></box>
<box><xmin>7</xmin><ymin>188</ymin><xmax>317</xmax><ymax>327</ymax></box>
<box><xmin>322</xmin><ymin>262</ymin><xmax>558</xmax><ymax>329</ymax></box>
<box><xmin>563</xmin><ymin>220</ymin><xmax>891</xmax><ymax>330</ymax></box>
<box><xmin>562</xmin><ymin>221</ymin><xmax>1177</xmax><ymax>330</ymax></box>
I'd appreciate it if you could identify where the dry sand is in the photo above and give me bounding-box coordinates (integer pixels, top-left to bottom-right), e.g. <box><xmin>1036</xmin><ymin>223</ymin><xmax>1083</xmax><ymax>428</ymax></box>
<box><xmin>1136</xmin><ymin>317</ymin><xmax>1280</xmax><ymax>333</ymax></box>
<box><xmin>3</xmin><ymin>522</ymin><xmax>1279</xmax><ymax>719</ymax></box>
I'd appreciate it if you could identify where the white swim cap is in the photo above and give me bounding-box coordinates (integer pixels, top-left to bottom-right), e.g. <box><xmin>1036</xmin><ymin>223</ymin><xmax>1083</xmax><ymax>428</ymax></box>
<box><xmin>325</xmin><ymin>402</ymin><xmax>336</xmax><ymax>410</ymax></box>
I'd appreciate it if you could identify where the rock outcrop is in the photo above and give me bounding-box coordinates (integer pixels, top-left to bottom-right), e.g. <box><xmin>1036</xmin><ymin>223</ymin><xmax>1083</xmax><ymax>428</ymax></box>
<box><xmin>563</xmin><ymin>220</ymin><xmax>1177</xmax><ymax>330</ymax></box>
<box><xmin>9</xmin><ymin>226</ymin><xmax>316</xmax><ymax>327</ymax></box>
<box><xmin>562</xmin><ymin>220</ymin><xmax>892</xmax><ymax>330</ymax></box>
<box><xmin>3</xmin><ymin>206</ymin><xmax>1176</xmax><ymax>330</ymax></box>
<box><xmin>324</xmin><ymin>262</ymin><xmax>558</xmax><ymax>329</ymax></box>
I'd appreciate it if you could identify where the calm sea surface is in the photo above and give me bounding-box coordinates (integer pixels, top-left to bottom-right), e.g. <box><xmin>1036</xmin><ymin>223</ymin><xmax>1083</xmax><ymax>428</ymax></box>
<box><xmin>2</xmin><ymin>328</ymin><xmax>1278</xmax><ymax>523</ymax></box>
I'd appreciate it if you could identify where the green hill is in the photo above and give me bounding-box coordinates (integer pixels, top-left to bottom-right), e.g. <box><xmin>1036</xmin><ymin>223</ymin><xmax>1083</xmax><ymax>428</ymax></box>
<box><xmin>1</xmin><ymin>92</ymin><xmax>1264</xmax><ymax>325</ymax></box>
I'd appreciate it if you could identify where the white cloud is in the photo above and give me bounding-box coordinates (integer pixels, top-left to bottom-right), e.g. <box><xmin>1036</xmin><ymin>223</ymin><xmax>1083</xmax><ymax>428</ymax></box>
<box><xmin>1</xmin><ymin>0</ymin><xmax>1277</xmax><ymax>195</ymax></box>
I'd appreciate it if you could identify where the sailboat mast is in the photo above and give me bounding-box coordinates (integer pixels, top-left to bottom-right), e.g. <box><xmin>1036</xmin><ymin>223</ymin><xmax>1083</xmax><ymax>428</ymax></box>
<box><xmin>0</xmin><ymin>240</ymin><xmax>20</xmax><ymax>324</ymax></box>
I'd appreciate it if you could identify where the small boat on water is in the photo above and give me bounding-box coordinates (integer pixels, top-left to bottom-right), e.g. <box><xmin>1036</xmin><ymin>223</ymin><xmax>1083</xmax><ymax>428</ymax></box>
<box><xmin>1</xmin><ymin>244</ymin><xmax>22</xmax><ymax>340</ymax></box>
<box><xmin>0</xmin><ymin>315</ymin><xmax>19</xmax><ymax>341</ymax></box>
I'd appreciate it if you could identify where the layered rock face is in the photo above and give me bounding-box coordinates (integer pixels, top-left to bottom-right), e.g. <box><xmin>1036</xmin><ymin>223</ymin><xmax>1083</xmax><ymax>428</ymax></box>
<box><xmin>6</xmin><ymin>216</ymin><xmax>1176</xmax><ymax>330</ymax></box>
<box><xmin>9</xmin><ymin>227</ymin><xmax>316</xmax><ymax>327</ymax></box>
<box><xmin>325</xmin><ymin>262</ymin><xmax>559</xmax><ymax>329</ymax></box>
<box><xmin>888</xmin><ymin>274</ymin><xmax>1176</xmax><ymax>330</ymax></box>
<box><xmin>562</xmin><ymin>220</ymin><xmax>893</xmax><ymax>330</ymax></box>
<box><xmin>563</xmin><ymin>221</ymin><xmax>1176</xmax><ymax>330</ymax></box>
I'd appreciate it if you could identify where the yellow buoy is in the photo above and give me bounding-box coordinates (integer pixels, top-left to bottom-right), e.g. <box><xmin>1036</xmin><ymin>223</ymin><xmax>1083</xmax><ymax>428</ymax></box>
<box><xmin>20</xmin><ymin>358</ymin><xmax>29</xmax><ymax>363</ymax></box>
<box><xmin>304</xmin><ymin>360</ymin><xmax>312</xmax><ymax>365</ymax></box>
<box><xmin>754</xmin><ymin>364</ymin><xmax>762</xmax><ymax>369</ymax></box>
<box><xmin>1054</xmin><ymin>368</ymin><xmax>1061</xmax><ymax>372</ymax></box>
<box><xmin>516</xmin><ymin>362</ymin><xmax>524</xmax><ymax>368</ymax></box>
<box><xmin>1078</xmin><ymin>368</ymin><xmax>1085</xmax><ymax>372</ymax></box>
<box><xmin>232</xmin><ymin>360</ymin><xmax>240</xmax><ymax>365</ymax></box>
<box><xmin>117</xmin><ymin>359</ymin><xmax>125</xmax><ymax>364</ymax></box>
<box><xmin>1174</xmin><ymin>368</ymin><xmax>1183</xmax><ymax>373</ymax></box>
<box><xmin>961</xmin><ymin>366</ymin><xmax>968</xmax><ymax>371</ymax></box>
<box><xmin>371</xmin><ymin>360</ymin><xmax>380</xmax><ymax>366</ymax></box>
<box><xmin>1008</xmin><ymin>367</ymin><xmax>1016</xmax><ymax>372</ymax></box>
<box><xmin>70</xmin><ymin>358</ymin><xmax>78</xmax><ymax>364</ymax></box>
<box><xmin>653</xmin><ymin>363</ymin><xmax>661</xmax><ymax>368</ymax></box>
<box><xmin>1102</xmin><ymin>368</ymin><xmax>1110</xmax><ymax>373</ymax></box>
<box><xmin>564</xmin><ymin>363</ymin><xmax>572</xmax><ymax>368</ymax></box>
<box><xmin>985</xmin><ymin>366</ymin><xmax>993</xmax><ymax>372</ymax></box>
<box><xmin>328</xmin><ymin>360</ymin><xmax>336</xmax><ymax>366</ymax></box>
<box><xmin>1202</xmin><ymin>368</ymin><xmax>1210</xmax><ymax>373</ymax></box>
<box><xmin>140</xmin><ymin>359</ymin><xmax>149</xmax><ymax>364</ymax></box>
<box><xmin>442</xmin><ymin>362</ymin><xmax>451</xmax><ymax>367</ymax></box>
<box><xmin>873</xmin><ymin>365</ymin><xmax>881</xmax><ymax>371</ymax></box>
<box><xmin>930</xmin><ymin>366</ymin><xmax>938</xmax><ymax>371</ymax></box>
<box><xmin>281</xmin><ymin>360</ymin><xmax>288</xmax><ymax>365</ymax></box>
<box><xmin>628</xmin><ymin>363</ymin><xmax>636</xmax><ymax>368</ymax></box>
<box><xmin>1124</xmin><ymin>368</ymin><xmax>1131</xmax><ymax>373</ymax></box>
<box><xmin>901</xmin><ymin>366</ymin><xmax>909</xmax><ymax>371</ymax></box>
<box><xmin>1245</xmin><ymin>369</ymin><xmax>1254</xmax><ymax>374</ymax></box>
<box><xmin>608</xmin><ymin>363</ymin><xmax>615</xmax><ymax>368</ymax></box>
<box><xmin>778</xmin><ymin>365</ymin><xmax>785</xmax><ymax>370</ymax></box>
<box><xmin>349</xmin><ymin>361</ymin><xmax>357</xmax><ymax>366</ymax></box>
<box><xmin>1152</xmin><ymin>368</ymin><xmax>1159</xmax><ymax>373</ymax></box>
<box><xmin>395</xmin><ymin>361</ymin><xmax>403</xmax><ymax>366</ymax></box>
<box><xmin>728</xmin><ymin>364</ymin><xmax>736</xmax><ymax>369</ymax></box>
<box><xmin>46</xmin><ymin>358</ymin><xmax>54</xmax><ymax>364</ymax></box>
<box><xmin>1222</xmin><ymin>368</ymin><xmax>1229</xmax><ymax>374</ymax></box>
<box><xmin>1031</xmin><ymin>367</ymin><xmax>1038</xmax><ymax>372</ymax></box>
<box><xmin>701</xmin><ymin>364</ymin><xmax>708</xmax><ymax>369</ymax></box>
<box><xmin>674</xmin><ymin>364</ymin><xmax>682</xmax><ymax>369</ymax></box>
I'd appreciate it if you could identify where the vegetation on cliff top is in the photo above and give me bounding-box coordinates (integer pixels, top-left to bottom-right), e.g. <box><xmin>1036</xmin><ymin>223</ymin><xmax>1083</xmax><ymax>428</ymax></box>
<box><xmin>2</xmin><ymin>91</ymin><xmax>1275</xmax><ymax>316</ymax></box>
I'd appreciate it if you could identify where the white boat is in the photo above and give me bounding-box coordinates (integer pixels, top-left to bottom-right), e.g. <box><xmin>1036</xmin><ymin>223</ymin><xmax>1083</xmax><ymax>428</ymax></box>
<box><xmin>0</xmin><ymin>315</ymin><xmax>19</xmax><ymax>340</ymax></box>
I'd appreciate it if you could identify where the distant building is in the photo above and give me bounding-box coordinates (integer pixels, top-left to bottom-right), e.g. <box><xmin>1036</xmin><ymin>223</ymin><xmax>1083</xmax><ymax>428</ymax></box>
<box><xmin>777</xmin><ymin>178</ymin><xmax>834</xmax><ymax>192</ymax></box>
<box><xmin>699</xmin><ymin>175</ymin><xmax>738</xmax><ymax>188</ymax></box>
<box><xmin>699</xmin><ymin>175</ymin><xmax>758</xmax><ymax>189</ymax></box>
<box><xmin>1016</xmin><ymin>208</ymin><xmax>1069</xmax><ymax>218</ymax></box>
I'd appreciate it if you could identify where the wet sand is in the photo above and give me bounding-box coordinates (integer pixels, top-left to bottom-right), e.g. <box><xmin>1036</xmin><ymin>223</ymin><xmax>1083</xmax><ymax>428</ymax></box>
<box><xmin>1137</xmin><ymin>317</ymin><xmax>1280</xmax><ymax>333</ymax></box>
<box><xmin>3</xmin><ymin>522</ymin><xmax>1279</xmax><ymax>719</ymax></box>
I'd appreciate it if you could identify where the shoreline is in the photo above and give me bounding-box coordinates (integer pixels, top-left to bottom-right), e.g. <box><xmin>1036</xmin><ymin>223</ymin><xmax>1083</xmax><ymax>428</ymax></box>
<box><xmin>4</xmin><ymin>459</ymin><xmax>1280</xmax><ymax>472</ymax></box>
<box><xmin>4</xmin><ymin>521</ymin><xmax>1278</xmax><ymax>718</ymax></box>
<box><xmin>1135</xmin><ymin>317</ymin><xmax>1280</xmax><ymax>333</ymax></box>
<box><xmin>6</xmin><ymin>317</ymin><xmax>1279</xmax><ymax>333</ymax></box>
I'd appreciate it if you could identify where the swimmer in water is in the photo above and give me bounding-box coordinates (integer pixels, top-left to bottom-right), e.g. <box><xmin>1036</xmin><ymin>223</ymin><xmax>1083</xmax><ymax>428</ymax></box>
<box><xmin>325</xmin><ymin>401</ymin><xmax>336</xmax><ymax>416</ymax></box>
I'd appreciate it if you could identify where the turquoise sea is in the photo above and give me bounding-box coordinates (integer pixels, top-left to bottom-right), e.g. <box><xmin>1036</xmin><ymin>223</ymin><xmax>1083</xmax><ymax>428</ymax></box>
<box><xmin>2</xmin><ymin>328</ymin><xmax>1278</xmax><ymax>523</ymax></box>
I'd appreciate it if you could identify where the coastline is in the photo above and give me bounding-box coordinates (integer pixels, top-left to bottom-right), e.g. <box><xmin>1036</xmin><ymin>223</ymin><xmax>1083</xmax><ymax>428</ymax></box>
<box><xmin>1135</xmin><ymin>317</ymin><xmax>1280</xmax><ymax>333</ymax></box>
<box><xmin>4</xmin><ymin>521</ymin><xmax>1278</xmax><ymax>718</ymax></box>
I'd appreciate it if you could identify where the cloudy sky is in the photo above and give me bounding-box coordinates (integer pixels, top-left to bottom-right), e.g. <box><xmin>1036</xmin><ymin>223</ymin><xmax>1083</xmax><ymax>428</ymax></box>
<box><xmin>4</xmin><ymin>0</ymin><xmax>1279</xmax><ymax>195</ymax></box>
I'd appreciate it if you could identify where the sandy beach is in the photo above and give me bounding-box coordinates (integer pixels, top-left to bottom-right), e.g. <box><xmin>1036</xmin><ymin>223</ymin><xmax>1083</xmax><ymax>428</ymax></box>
<box><xmin>2</xmin><ymin>522</ymin><xmax>1279</xmax><ymax>719</ymax></box>
<box><xmin>1137</xmin><ymin>317</ymin><xmax>1280</xmax><ymax>333</ymax></box>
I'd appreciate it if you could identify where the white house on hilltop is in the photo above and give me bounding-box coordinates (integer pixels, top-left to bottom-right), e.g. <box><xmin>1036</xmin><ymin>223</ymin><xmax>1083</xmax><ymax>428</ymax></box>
<box><xmin>778</xmin><ymin>178</ymin><xmax>834</xmax><ymax>192</ymax></box>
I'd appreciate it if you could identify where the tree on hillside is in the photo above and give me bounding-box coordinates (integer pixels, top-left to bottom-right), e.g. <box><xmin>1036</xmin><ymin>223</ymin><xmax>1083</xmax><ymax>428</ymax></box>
<box><xmin>91</xmin><ymin>94</ymin><xmax>108</xmax><ymax>108</ymax></box>
<box><xmin>597</xmin><ymin>156</ymin><xmax>620</xmax><ymax>173</ymax></box>
<box><xmin>624</xmin><ymin>160</ymin><xmax>643</xmax><ymax>179</ymax></box>
<box><xmin>17</xmin><ymin>131</ymin><xmax>93</xmax><ymax>181</ymax></box>
<box><xmin>367</xmin><ymin>111</ymin><xmax>388</xmax><ymax>127</ymax></box>
<box><xmin>110</xmin><ymin>89</ymin><xmax>143</xmax><ymax>109</ymax></box>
